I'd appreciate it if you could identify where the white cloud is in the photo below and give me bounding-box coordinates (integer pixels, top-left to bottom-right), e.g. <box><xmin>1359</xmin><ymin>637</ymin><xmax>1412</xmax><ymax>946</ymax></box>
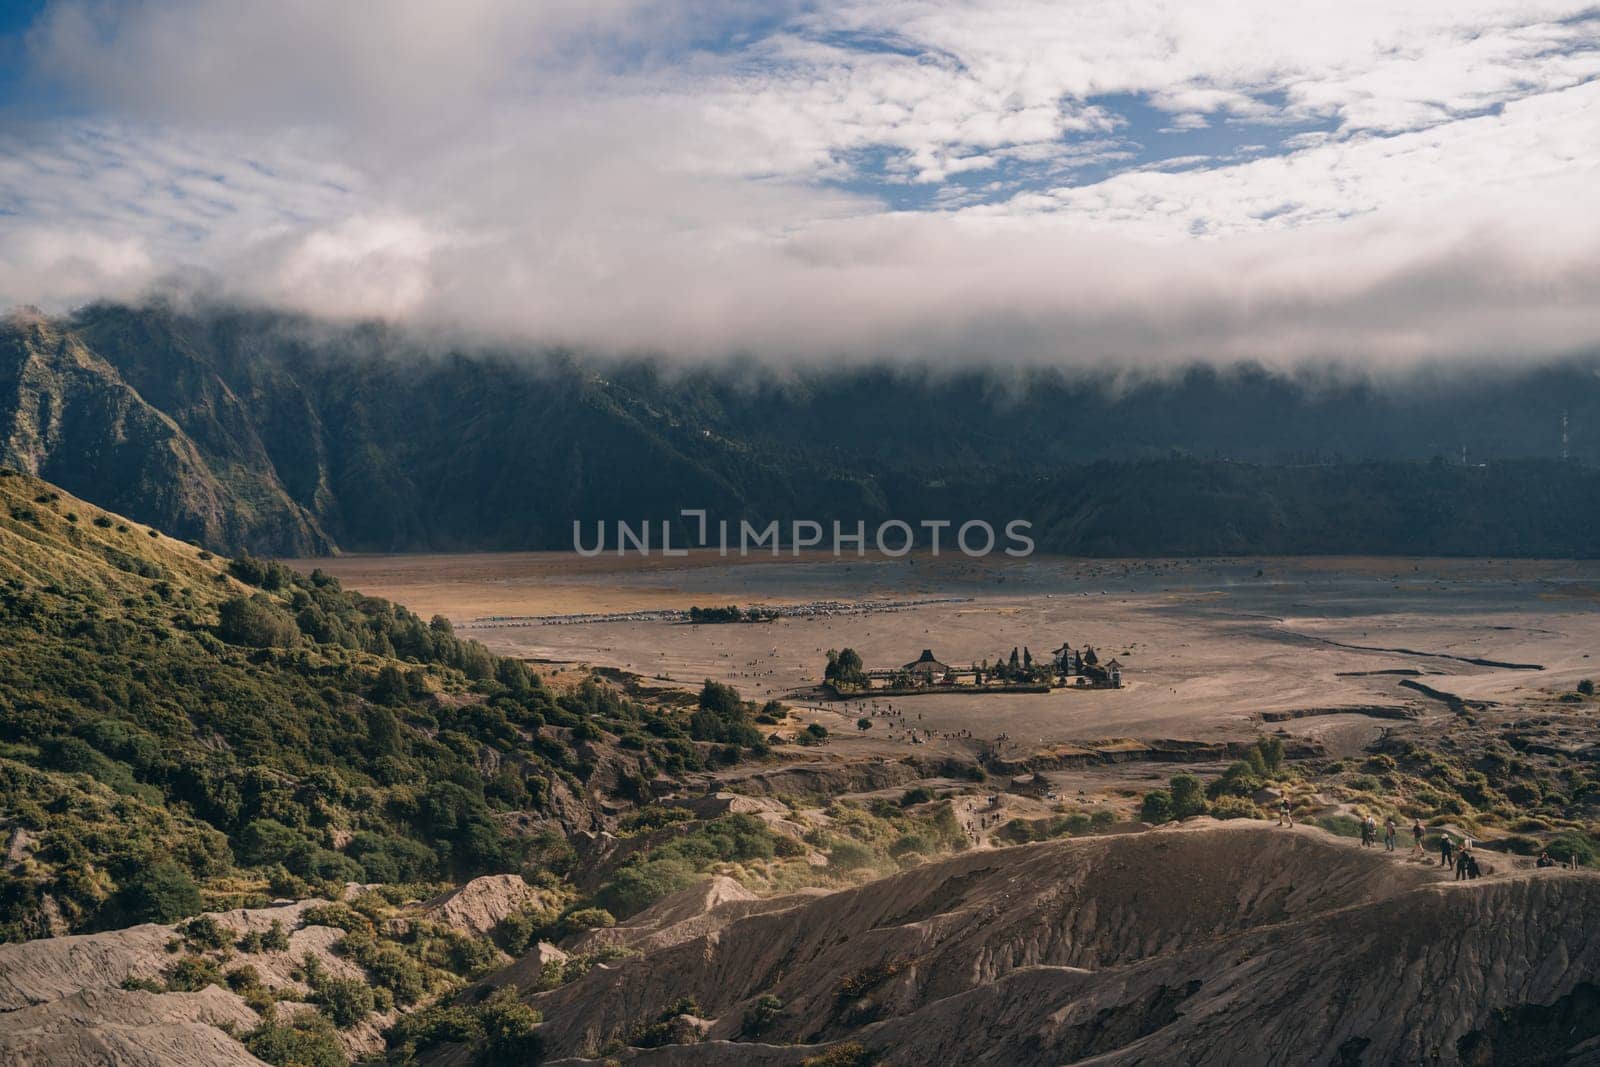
<box><xmin>2</xmin><ymin>0</ymin><xmax>1598</xmax><ymax>368</ymax></box>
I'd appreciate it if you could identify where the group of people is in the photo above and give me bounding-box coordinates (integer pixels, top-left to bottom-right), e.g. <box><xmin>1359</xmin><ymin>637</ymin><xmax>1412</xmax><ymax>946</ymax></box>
<box><xmin>1351</xmin><ymin>814</ymin><xmax>1482</xmax><ymax>877</ymax></box>
<box><xmin>1436</xmin><ymin>832</ymin><xmax>1483</xmax><ymax>879</ymax></box>
<box><xmin>1357</xmin><ymin>813</ymin><xmax>1413</xmax><ymax>851</ymax></box>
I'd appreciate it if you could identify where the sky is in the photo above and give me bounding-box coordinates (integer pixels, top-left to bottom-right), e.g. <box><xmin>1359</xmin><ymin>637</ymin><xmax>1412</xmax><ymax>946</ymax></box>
<box><xmin>1</xmin><ymin>0</ymin><xmax>1598</xmax><ymax>368</ymax></box>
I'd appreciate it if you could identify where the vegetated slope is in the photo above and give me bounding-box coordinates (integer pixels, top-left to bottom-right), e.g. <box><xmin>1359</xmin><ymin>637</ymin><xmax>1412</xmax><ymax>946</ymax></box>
<box><xmin>4</xmin><ymin>302</ymin><xmax>1600</xmax><ymax>557</ymax></box>
<box><xmin>0</xmin><ymin>310</ymin><xmax>330</xmax><ymax>555</ymax></box>
<box><xmin>0</xmin><ymin>470</ymin><xmax>760</xmax><ymax>942</ymax></box>
<box><xmin>422</xmin><ymin>822</ymin><xmax>1600</xmax><ymax>1067</ymax></box>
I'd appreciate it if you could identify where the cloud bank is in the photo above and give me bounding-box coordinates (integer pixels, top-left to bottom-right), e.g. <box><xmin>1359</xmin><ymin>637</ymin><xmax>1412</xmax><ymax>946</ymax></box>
<box><xmin>1</xmin><ymin>0</ymin><xmax>1598</xmax><ymax>367</ymax></box>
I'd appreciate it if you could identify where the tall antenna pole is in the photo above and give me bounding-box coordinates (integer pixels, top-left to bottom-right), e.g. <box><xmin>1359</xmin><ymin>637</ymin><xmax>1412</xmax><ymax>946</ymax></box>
<box><xmin>1562</xmin><ymin>410</ymin><xmax>1570</xmax><ymax>461</ymax></box>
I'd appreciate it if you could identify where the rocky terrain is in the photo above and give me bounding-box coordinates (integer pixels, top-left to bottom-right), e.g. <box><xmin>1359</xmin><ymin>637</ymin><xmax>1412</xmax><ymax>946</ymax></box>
<box><xmin>419</xmin><ymin>822</ymin><xmax>1600</xmax><ymax>1067</ymax></box>
<box><xmin>2</xmin><ymin>470</ymin><xmax>1598</xmax><ymax>1066</ymax></box>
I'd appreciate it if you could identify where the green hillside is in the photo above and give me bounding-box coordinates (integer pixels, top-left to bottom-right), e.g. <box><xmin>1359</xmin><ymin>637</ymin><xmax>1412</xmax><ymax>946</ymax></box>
<box><xmin>0</xmin><ymin>470</ymin><xmax>752</xmax><ymax>942</ymax></box>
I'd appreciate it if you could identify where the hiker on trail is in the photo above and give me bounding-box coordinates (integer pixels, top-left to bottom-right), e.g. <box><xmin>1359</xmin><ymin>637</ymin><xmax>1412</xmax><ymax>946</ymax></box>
<box><xmin>1384</xmin><ymin>818</ymin><xmax>1397</xmax><ymax>852</ymax></box>
<box><xmin>1439</xmin><ymin>833</ymin><xmax>1455</xmax><ymax>868</ymax></box>
<box><xmin>1278</xmin><ymin>797</ymin><xmax>1293</xmax><ymax>827</ymax></box>
<box><xmin>1360</xmin><ymin>814</ymin><xmax>1377</xmax><ymax>848</ymax></box>
<box><xmin>1465</xmin><ymin>850</ymin><xmax>1482</xmax><ymax>879</ymax></box>
<box><xmin>1536</xmin><ymin>851</ymin><xmax>1556</xmax><ymax>869</ymax></box>
<box><xmin>1411</xmin><ymin>820</ymin><xmax>1425</xmax><ymax>855</ymax></box>
<box><xmin>1456</xmin><ymin>847</ymin><xmax>1473</xmax><ymax>881</ymax></box>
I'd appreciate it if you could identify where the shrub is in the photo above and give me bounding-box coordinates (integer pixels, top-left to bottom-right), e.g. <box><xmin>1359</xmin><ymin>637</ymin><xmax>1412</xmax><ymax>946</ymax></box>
<box><xmin>828</xmin><ymin>840</ymin><xmax>875</xmax><ymax>870</ymax></box>
<box><xmin>561</xmin><ymin>907</ymin><xmax>616</xmax><ymax>932</ymax></box>
<box><xmin>1547</xmin><ymin>831</ymin><xmax>1598</xmax><ymax>867</ymax></box>
<box><xmin>225</xmin><ymin>965</ymin><xmax>262</xmax><ymax>992</ymax></box>
<box><xmin>742</xmin><ymin>994</ymin><xmax>784</xmax><ymax>1038</ymax></box>
<box><xmin>477</xmin><ymin>987</ymin><xmax>544</xmax><ymax>1066</ymax></box>
<box><xmin>1208</xmin><ymin>796</ymin><xmax>1262</xmax><ymax>820</ymax></box>
<box><xmin>345</xmin><ymin>940</ymin><xmax>426</xmax><ymax>1005</ymax></box>
<box><xmin>1168</xmin><ymin>774</ymin><xmax>1207</xmax><ymax>819</ymax></box>
<box><xmin>178</xmin><ymin>914</ymin><xmax>230</xmax><ymax>950</ymax></box>
<box><xmin>166</xmin><ymin>954</ymin><xmax>224</xmax><ymax>992</ymax></box>
<box><xmin>1139</xmin><ymin>790</ymin><xmax>1173</xmax><ymax>825</ymax></box>
<box><xmin>244</xmin><ymin>1010</ymin><xmax>346</xmax><ymax>1067</ymax></box>
<box><xmin>263</xmin><ymin>919</ymin><xmax>292</xmax><ymax>952</ymax></box>
<box><xmin>218</xmin><ymin>596</ymin><xmax>299</xmax><ymax>648</ymax></box>
<box><xmin>1579</xmin><ymin>679</ymin><xmax>1596</xmax><ymax>696</ymax></box>
<box><xmin>316</xmin><ymin>977</ymin><xmax>375</xmax><ymax>1028</ymax></box>
<box><xmin>802</xmin><ymin>1042</ymin><xmax>879</xmax><ymax>1066</ymax></box>
<box><xmin>119</xmin><ymin>975</ymin><xmax>166</xmax><ymax>993</ymax></box>
<box><xmin>1208</xmin><ymin>761</ymin><xmax>1262</xmax><ymax>800</ymax></box>
<box><xmin>115</xmin><ymin>861</ymin><xmax>202</xmax><ymax>924</ymax></box>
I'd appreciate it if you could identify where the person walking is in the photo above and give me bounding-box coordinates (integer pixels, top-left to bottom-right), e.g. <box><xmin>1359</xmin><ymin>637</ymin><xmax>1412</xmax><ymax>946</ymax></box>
<box><xmin>1439</xmin><ymin>833</ymin><xmax>1455</xmax><ymax>869</ymax></box>
<box><xmin>1278</xmin><ymin>797</ymin><xmax>1293</xmax><ymax>827</ymax></box>
<box><xmin>1384</xmin><ymin>818</ymin><xmax>1397</xmax><ymax>852</ymax></box>
<box><xmin>1411</xmin><ymin>819</ymin><xmax>1425</xmax><ymax>856</ymax></box>
<box><xmin>1360</xmin><ymin>814</ymin><xmax>1376</xmax><ymax>848</ymax></box>
<box><xmin>1455</xmin><ymin>846</ymin><xmax>1472</xmax><ymax>881</ymax></box>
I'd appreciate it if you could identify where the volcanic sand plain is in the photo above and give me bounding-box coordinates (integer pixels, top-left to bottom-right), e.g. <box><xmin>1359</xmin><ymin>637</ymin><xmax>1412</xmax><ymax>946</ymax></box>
<box><xmin>290</xmin><ymin>553</ymin><xmax>1600</xmax><ymax>764</ymax></box>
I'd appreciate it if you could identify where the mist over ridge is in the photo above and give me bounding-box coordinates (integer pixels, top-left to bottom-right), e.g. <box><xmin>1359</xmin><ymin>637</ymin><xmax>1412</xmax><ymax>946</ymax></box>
<box><xmin>4</xmin><ymin>300</ymin><xmax>1598</xmax><ymax>558</ymax></box>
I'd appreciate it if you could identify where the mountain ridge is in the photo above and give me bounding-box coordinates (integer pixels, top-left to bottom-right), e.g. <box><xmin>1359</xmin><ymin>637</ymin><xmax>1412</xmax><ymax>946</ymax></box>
<box><xmin>4</xmin><ymin>302</ymin><xmax>1599</xmax><ymax>557</ymax></box>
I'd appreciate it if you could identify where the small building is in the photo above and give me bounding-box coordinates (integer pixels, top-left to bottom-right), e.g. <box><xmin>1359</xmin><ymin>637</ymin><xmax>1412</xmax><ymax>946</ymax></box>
<box><xmin>1105</xmin><ymin>659</ymin><xmax>1124</xmax><ymax>688</ymax></box>
<box><xmin>903</xmin><ymin>649</ymin><xmax>950</xmax><ymax>685</ymax></box>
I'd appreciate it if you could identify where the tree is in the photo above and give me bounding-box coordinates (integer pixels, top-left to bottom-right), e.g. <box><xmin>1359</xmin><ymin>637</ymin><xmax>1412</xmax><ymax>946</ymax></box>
<box><xmin>218</xmin><ymin>595</ymin><xmax>299</xmax><ymax>648</ymax></box>
<box><xmin>1579</xmin><ymin>678</ymin><xmax>1596</xmax><ymax>696</ymax></box>
<box><xmin>115</xmin><ymin>861</ymin><xmax>201</xmax><ymax>924</ymax></box>
<box><xmin>826</xmin><ymin>648</ymin><xmax>867</xmax><ymax>688</ymax></box>
<box><xmin>1169</xmin><ymin>773</ymin><xmax>1207</xmax><ymax>819</ymax></box>
<box><xmin>857</xmin><ymin>718</ymin><xmax>872</xmax><ymax>732</ymax></box>
<box><xmin>371</xmin><ymin>665</ymin><xmax>410</xmax><ymax>706</ymax></box>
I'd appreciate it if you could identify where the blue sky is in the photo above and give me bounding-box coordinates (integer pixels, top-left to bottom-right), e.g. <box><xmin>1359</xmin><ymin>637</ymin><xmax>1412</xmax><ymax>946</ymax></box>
<box><xmin>2</xmin><ymin>1</ymin><xmax>1599</xmax><ymax>367</ymax></box>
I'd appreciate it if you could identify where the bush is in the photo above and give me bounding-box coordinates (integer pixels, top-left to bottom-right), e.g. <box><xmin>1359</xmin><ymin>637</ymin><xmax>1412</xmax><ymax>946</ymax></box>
<box><xmin>180</xmin><ymin>914</ymin><xmax>231</xmax><ymax>950</ymax></box>
<box><xmin>225</xmin><ymin>964</ymin><xmax>262</xmax><ymax>992</ymax></box>
<box><xmin>263</xmin><ymin>919</ymin><xmax>292</xmax><ymax>952</ymax></box>
<box><xmin>828</xmin><ymin>840</ymin><xmax>875</xmax><ymax>870</ymax></box>
<box><xmin>1208</xmin><ymin>761</ymin><xmax>1262</xmax><ymax>800</ymax></box>
<box><xmin>1139</xmin><ymin>790</ymin><xmax>1173</xmax><ymax>825</ymax></box>
<box><xmin>345</xmin><ymin>940</ymin><xmax>426</xmax><ymax>1005</ymax></box>
<box><xmin>218</xmin><ymin>595</ymin><xmax>299</xmax><ymax>648</ymax></box>
<box><xmin>244</xmin><ymin>1010</ymin><xmax>346</xmax><ymax>1067</ymax></box>
<box><xmin>1208</xmin><ymin>796</ymin><xmax>1262</xmax><ymax>820</ymax></box>
<box><xmin>1579</xmin><ymin>679</ymin><xmax>1596</xmax><ymax>696</ymax></box>
<box><xmin>562</xmin><ymin>907</ymin><xmax>616</xmax><ymax>932</ymax></box>
<box><xmin>1169</xmin><ymin>774</ymin><xmax>1207</xmax><ymax>819</ymax></box>
<box><xmin>316</xmin><ymin>977</ymin><xmax>375</xmax><ymax>1028</ymax></box>
<box><xmin>166</xmin><ymin>954</ymin><xmax>224</xmax><ymax>992</ymax></box>
<box><xmin>802</xmin><ymin>1042</ymin><xmax>879</xmax><ymax>1067</ymax></box>
<box><xmin>119</xmin><ymin>975</ymin><xmax>166</xmax><ymax>993</ymax></box>
<box><xmin>115</xmin><ymin>861</ymin><xmax>202</xmax><ymax>924</ymax></box>
<box><xmin>1547</xmin><ymin>831</ymin><xmax>1598</xmax><ymax>867</ymax></box>
<box><xmin>742</xmin><ymin>993</ymin><xmax>785</xmax><ymax>1038</ymax></box>
<box><xmin>477</xmin><ymin>987</ymin><xmax>544</xmax><ymax>1066</ymax></box>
